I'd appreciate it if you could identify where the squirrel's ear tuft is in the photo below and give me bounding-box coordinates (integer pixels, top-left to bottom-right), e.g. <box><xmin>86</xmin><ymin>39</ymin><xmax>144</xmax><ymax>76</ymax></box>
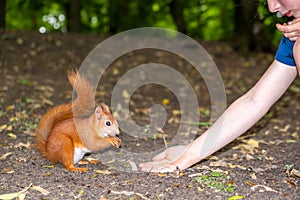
<box><xmin>95</xmin><ymin>106</ymin><xmax>103</xmax><ymax>120</ymax></box>
<box><xmin>100</xmin><ymin>103</ymin><xmax>111</xmax><ymax>113</ymax></box>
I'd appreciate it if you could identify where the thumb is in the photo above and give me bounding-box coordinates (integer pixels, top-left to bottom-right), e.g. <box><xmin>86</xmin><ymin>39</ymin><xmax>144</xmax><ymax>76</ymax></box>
<box><xmin>292</xmin><ymin>18</ymin><xmax>300</xmax><ymax>23</ymax></box>
<box><xmin>276</xmin><ymin>23</ymin><xmax>287</xmax><ymax>32</ymax></box>
<box><xmin>152</xmin><ymin>150</ymin><xmax>167</xmax><ymax>161</ymax></box>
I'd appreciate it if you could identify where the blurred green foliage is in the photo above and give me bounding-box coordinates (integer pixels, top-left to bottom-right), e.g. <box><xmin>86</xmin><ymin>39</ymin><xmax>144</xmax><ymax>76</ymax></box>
<box><xmin>4</xmin><ymin>0</ymin><xmax>287</xmax><ymax>44</ymax></box>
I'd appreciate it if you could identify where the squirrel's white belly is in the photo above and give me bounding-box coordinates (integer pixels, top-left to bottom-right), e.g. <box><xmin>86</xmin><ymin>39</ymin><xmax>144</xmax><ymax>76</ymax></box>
<box><xmin>74</xmin><ymin>147</ymin><xmax>91</xmax><ymax>164</ymax></box>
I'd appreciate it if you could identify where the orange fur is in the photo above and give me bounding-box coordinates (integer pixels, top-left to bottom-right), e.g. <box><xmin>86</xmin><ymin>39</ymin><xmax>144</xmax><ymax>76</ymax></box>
<box><xmin>35</xmin><ymin>70</ymin><xmax>120</xmax><ymax>172</ymax></box>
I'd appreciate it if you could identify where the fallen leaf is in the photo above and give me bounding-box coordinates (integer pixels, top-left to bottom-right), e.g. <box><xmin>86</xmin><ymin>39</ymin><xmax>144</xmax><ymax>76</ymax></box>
<box><xmin>210</xmin><ymin>160</ymin><xmax>227</xmax><ymax>167</ymax></box>
<box><xmin>228</xmin><ymin>195</ymin><xmax>245</xmax><ymax>200</ymax></box>
<box><xmin>0</xmin><ymin>192</ymin><xmax>22</xmax><ymax>200</ymax></box>
<box><xmin>78</xmin><ymin>189</ymin><xmax>84</xmax><ymax>195</ymax></box>
<box><xmin>7</xmin><ymin>133</ymin><xmax>17</xmax><ymax>139</ymax></box>
<box><xmin>5</xmin><ymin>125</ymin><xmax>13</xmax><ymax>131</ymax></box>
<box><xmin>0</xmin><ymin>183</ymin><xmax>32</xmax><ymax>200</ymax></box>
<box><xmin>16</xmin><ymin>38</ymin><xmax>24</xmax><ymax>45</ymax></box>
<box><xmin>245</xmin><ymin>181</ymin><xmax>256</xmax><ymax>187</ymax></box>
<box><xmin>91</xmin><ymin>173</ymin><xmax>99</xmax><ymax>178</ymax></box>
<box><xmin>85</xmin><ymin>157</ymin><xmax>98</xmax><ymax>164</ymax></box>
<box><xmin>14</xmin><ymin>142</ymin><xmax>31</xmax><ymax>149</ymax></box>
<box><xmin>250</xmin><ymin>173</ymin><xmax>257</xmax><ymax>180</ymax></box>
<box><xmin>110</xmin><ymin>190</ymin><xmax>150</xmax><ymax>200</ymax></box>
<box><xmin>179</xmin><ymin>172</ymin><xmax>185</xmax><ymax>177</ymax></box>
<box><xmin>246</xmin><ymin>154</ymin><xmax>254</xmax><ymax>160</ymax></box>
<box><xmin>173</xmin><ymin>183</ymin><xmax>180</xmax><ymax>187</ymax></box>
<box><xmin>285</xmin><ymin>179</ymin><xmax>296</xmax><ymax>187</ymax></box>
<box><xmin>250</xmin><ymin>184</ymin><xmax>278</xmax><ymax>193</ymax></box>
<box><xmin>31</xmin><ymin>185</ymin><xmax>50</xmax><ymax>195</ymax></box>
<box><xmin>0</xmin><ymin>152</ymin><xmax>12</xmax><ymax>160</ymax></box>
<box><xmin>6</xmin><ymin>105</ymin><xmax>15</xmax><ymax>112</ymax></box>
<box><xmin>209</xmin><ymin>160</ymin><xmax>246</xmax><ymax>170</ymax></box>
<box><xmin>285</xmin><ymin>139</ymin><xmax>297</xmax><ymax>143</ymax></box>
<box><xmin>162</xmin><ymin>98</ymin><xmax>170</xmax><ymax>105</ymax></box>
<box><xmin>247</xmin><ymin>139</ymin><xmax>259</xmax><ymax>149</ymax></box>
<box><xmin>94</xmin><ymin>169</ymin><xmax>111</xmax><ymax>175</ymax></box>
<box><xmin>153</xmin><ymin>133</ymin><xmax>169</xmax><ymax>140</ymax></box>
<box><xmin>43</xmin><ymin>165</ymin><xmax>55</xmax><ymax>169</ymax></box>
<box><xmin>167</xmin><ymin>117</ymin><xmax>180</xmax><ymax>124</ymax></box>
<box><xmin>288</xmin><ymin>85</ymin><xmax>300</xmax><ymax>93</ymax></box>
<box><xmin>103</xmin><ymin>159</ymin><xmax>115</xmax><ymax>165</ymax></box>
<box><xmin>128</xmin><ymin>161</ymin><xmax>138</xmax><ymax>171</ymax></box>
<box><xmin>172</xmin><ymin>110</ymin><xmax>181</xmax><ymax>115</ymax></box>
<box><xmin>199</xmin><ymin>107</ymin><xmax>211</xmax><ymax>116</ymax></box>
<box><xmin>188</xmin><ymin>173</ymin><xmax>203</xmax><ymax>178</ymax></box>
<box><xmin>122</xmin><ymin>90</ymin><xmax>130</xmax><ymax>99</ymax></box>
<box><xmin>113</xmin><ymin>68</ymin><xmax>119</xmax><ymax>75</ymax></box>
<box><xmin>157</xmin><ymin>173</ymin><xmax>167</xmax><ymax>177</ymax></box>
<box><xmin>280</xmin><ymin>124</ymin><xmax>290</xmax><ymax>132</ymax></box>
<box><xmin>78</xmin><ymin>160</ymin><xmax>89</xmax><ymax>165</ymax></box>
<box><xmin>0</xmin><ymin>124</ymin><xmax>8</xmax><ymax>132</ymax></box>
<box><xmin>43</xmin><ymin>172</ymin><xmax>51</xmax><ymax>177</ymax></box>
<box><xmin>291</xmin><ymin>132</ymin><xmax>298</xmax><ymax>138</ymax></box>
<box><xmin>208</xmin><ymin>156</ymin><xmax>219</xmax><ymax>160</ymax></box>
<box><xmin>0</xmin><ymin>169</ymin><xmax>14</xmax><ymax>174</ymax></box>
<box><xmin>18</xmin><ymin>192</ymin><xmax>26</xmax><ymax>200</ymax></box>
<box><xmin>291</xmin><ymin>169</ymin><xmax>300</xmax><ymax>178</ymax></box>
<box><xmin>41</xmin><ymin>97</ymin><xmax>54</xmax><ymax>106</ymax></box>
<box><xmin>9</xmin><ymin>117</ymin><xmax>18</xmax><ymax>122</ymax></box>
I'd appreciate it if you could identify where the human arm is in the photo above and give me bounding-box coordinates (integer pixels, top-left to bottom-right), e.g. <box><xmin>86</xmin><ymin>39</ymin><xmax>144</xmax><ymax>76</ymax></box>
<box><xmin>139</xmin><ymin>61</ymin><xmax>297</xmax><ymax>173</ymax></box>
<box><xmin>293</xmin><ymin>39</ymin><xmax>300</xmax><ymax>75</ymax></box>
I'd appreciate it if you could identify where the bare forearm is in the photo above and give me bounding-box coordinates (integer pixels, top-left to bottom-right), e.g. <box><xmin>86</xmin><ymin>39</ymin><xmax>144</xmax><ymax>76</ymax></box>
<box><xmin>190</xmin><ymin>61</ymin><xmax>297</xmax><ymax>161</ymax></box>
<box><xmin>192</xmin><ymin>93</ymin><xmax>270</xmax><ymax>160</ymax></box>
<box><xmin>140</xmin><ymin>62</ymin><xmax>297</xmax><ymax>173</ymax></box>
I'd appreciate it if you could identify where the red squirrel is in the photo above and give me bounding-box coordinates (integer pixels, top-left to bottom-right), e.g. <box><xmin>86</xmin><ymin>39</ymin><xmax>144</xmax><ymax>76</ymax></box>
<box><xmin>35</xmin><ymin>70</ymin><xmax>121</xmax><ymax>172</ymax></box>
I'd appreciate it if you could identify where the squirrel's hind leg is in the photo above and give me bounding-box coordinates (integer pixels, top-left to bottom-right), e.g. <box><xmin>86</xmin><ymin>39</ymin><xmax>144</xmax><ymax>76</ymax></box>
<box><xmin>61</xmin><ymin>136</ymin><xmax>88</xmax><ymax>172</ymax></box>
<box><xmin>50</xmin><ymin>134</ymin><xmax>88</xmax><ymax>172</ymax></box>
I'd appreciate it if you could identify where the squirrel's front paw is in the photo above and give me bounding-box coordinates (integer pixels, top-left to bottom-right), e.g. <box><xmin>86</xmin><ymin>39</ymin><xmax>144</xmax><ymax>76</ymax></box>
<box><xmin>107</xmin><ymin>137</ymin><xmax>121</xmax><ymax>148</ymax></box>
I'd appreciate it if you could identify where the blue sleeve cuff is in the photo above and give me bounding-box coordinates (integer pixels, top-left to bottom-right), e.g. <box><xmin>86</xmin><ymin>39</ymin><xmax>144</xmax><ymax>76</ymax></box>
<box><xmin>275</xmin><ymin>36</ymin><xmax>296</xmax><ymax>66</ymax></box>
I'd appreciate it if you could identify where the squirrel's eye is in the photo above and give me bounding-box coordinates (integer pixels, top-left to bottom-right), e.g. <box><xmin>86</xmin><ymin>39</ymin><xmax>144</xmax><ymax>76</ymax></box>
<box><xmin>105</xmin><ymin>121</ymin><xmax>111</xmax><ymax>126</ymax></box>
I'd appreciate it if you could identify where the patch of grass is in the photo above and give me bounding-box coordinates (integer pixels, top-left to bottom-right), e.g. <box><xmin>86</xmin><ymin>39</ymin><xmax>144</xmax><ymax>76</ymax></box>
<box><xmin>143</xmin><ymin>125</ymin><xmax>151</xmax><ymax>135</ymax></box>
<box><xmin>192</xmin><ymin>171</ymin><xmax>235</xmax><ymax>193</ymax></box>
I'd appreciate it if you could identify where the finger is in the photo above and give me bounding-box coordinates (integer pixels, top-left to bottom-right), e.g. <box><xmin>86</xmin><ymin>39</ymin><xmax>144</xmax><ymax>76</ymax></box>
<box><xmin>139</xmin><ymin>164</ymin><xmax>153</xmax><ymax>172</ymax></box>
<box><xmin>283</xmin><ymin>31</ymin><xmax>300</xmax><ymax>40</ymax></box>
<box><xmin>293</xmin><ymin>18</ymin><xmax>300</xmax><ymax>23</ymax></box>
<box><xmin>152</xmin><ymin>150</ymin><xmax>167</xmax><ymax>161</ymax></box>
<box><xmin>139</xmin><ymin>161</ymin><xmax>157</xmax><ymax>171</ymax></box>
<box><xmin>288</xmin><ymin>18</ymin><xmax>300</xmax><ymax>25</ymax></box>
<box><xmin>276</xmin><ymin>23</ymin><xmax>290</xmax><ymax>33</ymax></box>
<box><xmin>139</xmin><ymin>162</ymin><xmax>150</xmax><ymax>168</ymax></box>
<box><xmin>150</xmin><ymin>166</ymin><xmax>176</xmax><ymax>173</ymax></box>
<box><xmin>282</xmin><ymin>23</ymin><xmax>300</xmax><ymax>34</ymax></box>
<box><xmin>142</xmin><ymin>164</ymin><xmax>177</xmax><ymax>173</ymax></box>
<box><xmin>289</xmin><ymin>37</ymin><xmax>298</xmax><ymax>41</ymax></box>
<box><xmin>139</xmin><ymin>160</ymin><xmax>166</xmax><ymax>168</ymax></box>
<box><xmin>139</xmin><ymin>161</ymin><xmax>165</xmax><ymax>172</ymax></box>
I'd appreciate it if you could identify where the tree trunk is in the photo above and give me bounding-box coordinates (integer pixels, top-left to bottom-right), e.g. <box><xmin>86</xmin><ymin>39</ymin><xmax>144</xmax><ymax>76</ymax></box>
<box><xmin>168</xmin><ymin>0</ymin><xmax>187</xmax><ymax>34</ymax></box>
<box><xmin>0</xmin><ymin>0</ymin><xmax>6</xmax><ymax>29</ymax></box>
<box><xmin>65</xmin><ymin>0</ymin><xmax>81</xmax><ymax>32</ymax></box>
<box><xmin>108</xmin><ymin>0</ymin><xmax>129</xmax><ymax>33</ymax></box>
<box><xmin>233</xmin><ymin>0</ymin><xmax>258</xmax><ymax>53</ymax></box>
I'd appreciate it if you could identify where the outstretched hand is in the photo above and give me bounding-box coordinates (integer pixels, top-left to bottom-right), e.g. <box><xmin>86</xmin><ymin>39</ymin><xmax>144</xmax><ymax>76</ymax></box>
<box><xmin>276</xmin><ymin>18</ymin><xmax>300</xmax><ymax>41</ymax></box>
<box><xmin>139</xmin><ymin>145</ymin><xmax>187</xmax><ymax>173</ymax></box>
<box><xmin>139</xmin><ymin>145</ymin><xmax>200</xmax><ymax>173</ymax></box>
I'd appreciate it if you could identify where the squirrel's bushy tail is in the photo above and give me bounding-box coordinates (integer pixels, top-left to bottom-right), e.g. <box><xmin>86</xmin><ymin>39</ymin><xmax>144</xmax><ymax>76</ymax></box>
<box><xmin>35</xmin><ymin>70</ymin><xmax>95</xmax><ymax>156</ymax></box>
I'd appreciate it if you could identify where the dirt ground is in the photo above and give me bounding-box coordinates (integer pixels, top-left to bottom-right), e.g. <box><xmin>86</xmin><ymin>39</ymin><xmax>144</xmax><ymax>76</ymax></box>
<box><xmin>0</xmin><ymin>30</ymin><xmax>299</xmax><ymax>200</ymax></box>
